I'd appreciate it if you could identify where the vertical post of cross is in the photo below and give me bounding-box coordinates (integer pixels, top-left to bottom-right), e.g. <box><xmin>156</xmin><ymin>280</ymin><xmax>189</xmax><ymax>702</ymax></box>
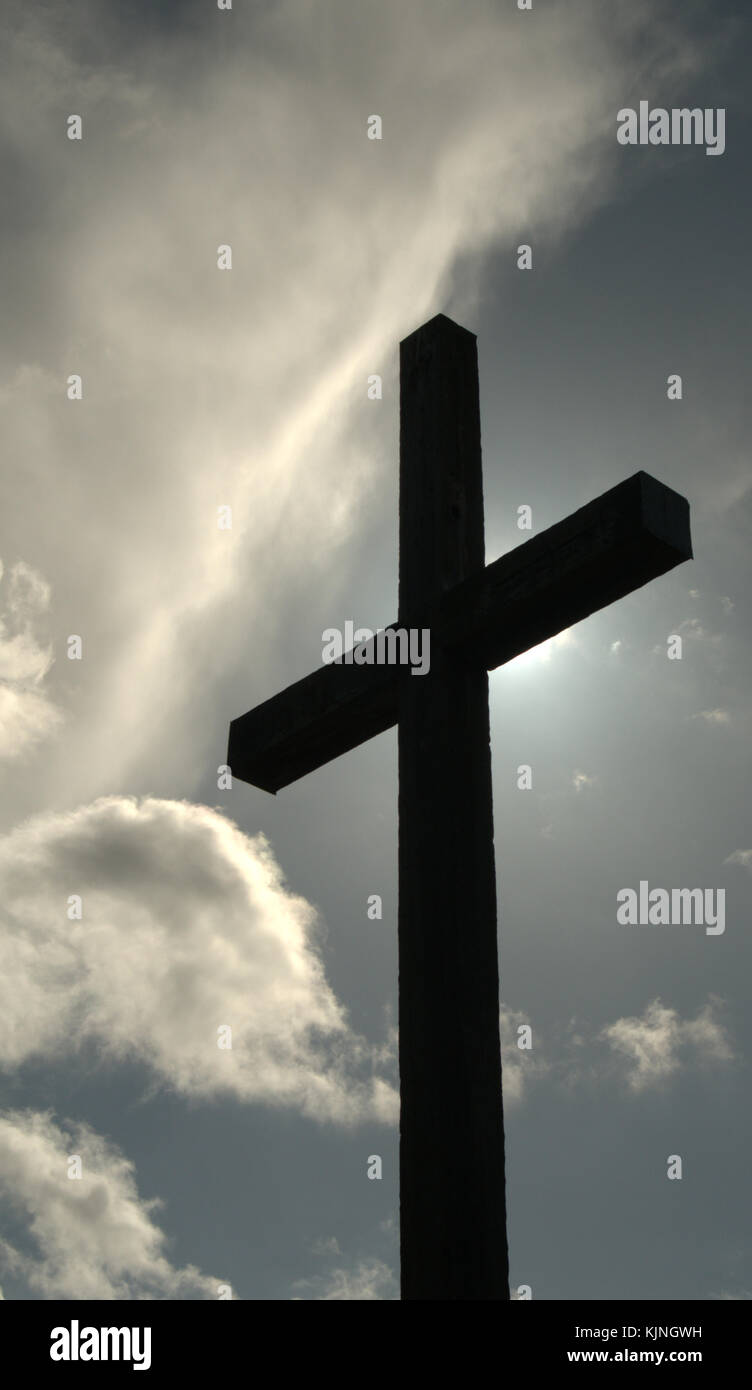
<box><xmin>397</xmin><ymin>314</ymin><xmax>509</xmax><ymax>1300</ymax></box>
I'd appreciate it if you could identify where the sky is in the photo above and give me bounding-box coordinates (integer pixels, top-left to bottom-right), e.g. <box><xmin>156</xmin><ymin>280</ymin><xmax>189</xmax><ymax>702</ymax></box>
<box><xmin>0</xmin><ymin>0</ymin><xmax>750</xmax><ymax>1301</ymax></box>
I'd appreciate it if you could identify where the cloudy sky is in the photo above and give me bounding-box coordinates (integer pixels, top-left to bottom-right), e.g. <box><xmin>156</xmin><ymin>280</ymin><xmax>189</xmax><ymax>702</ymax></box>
<box><xmin>0</xmin><ymin>0</ymin><xmax>749</xmax><ymax>1301</ymax></box>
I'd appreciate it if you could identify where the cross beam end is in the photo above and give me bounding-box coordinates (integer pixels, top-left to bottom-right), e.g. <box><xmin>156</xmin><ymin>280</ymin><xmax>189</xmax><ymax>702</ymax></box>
<box><xmin>227</xmin><ymin>659</ymin><xmax>398</xmax><ymax>794</ymax></box>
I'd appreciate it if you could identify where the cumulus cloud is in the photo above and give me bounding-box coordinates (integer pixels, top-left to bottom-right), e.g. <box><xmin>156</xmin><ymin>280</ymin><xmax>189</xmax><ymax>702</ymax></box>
<box><xmin>0</xmin><ymin>796</ymin><xmax>398</xmax><ymax>1126</ymax></box>
<box><xmin>291</xmin><ymin>1257</ymin><xmax>398</xmax><ymax>1301</ymax></box>
<box><xmin>0</xmin><ymin>558</ymin><xmax>61</xmax><ymax>759</ymax></box>
<box><xmin>600</xmin><ymin>998</ymin><xmax>733</xmax><ymax>1092</ymax></box>
<box><xmin>0</xmin><ymin>1109</ymin><xmax>220</xmax><ymax>1299</ymax></box>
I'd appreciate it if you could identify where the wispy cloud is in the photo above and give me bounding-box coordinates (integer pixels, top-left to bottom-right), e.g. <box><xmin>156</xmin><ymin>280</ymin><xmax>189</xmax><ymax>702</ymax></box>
<box><xmin>0</xmin><ymin>558</ymin><xmax>61</xmax><ymax>760</ymax></box>
<box><xmin>291</xmin><ymin>1257</ymin><xmax>398</xmax><ymax>1301</ymax></box>
<box><xmin>0</xmin><ymin>0</ymin><xmax>702</xmax><ymax>804</ymax></box>
<box><xmin>693</xmin><ymin>708</ymin><xmax>731</xmax><ymax>725</ymax></box>
<box><xmin>501</xmin><ymin>997</ymin><xmax>734</xmax><ymax>1101</ymax></box>
<box><xmin>500</xmin><ymin>1005</ymin><xmax>550</xmax><ymax>1103</ymax></box>
<box><xmin>723</xmin><ymin>849</ymin><xmax>752</xmax><ymax>873</ymax></box>
<box><xmin>572</xmin><ymin>769</ymin><xmax>598</xmax><ymax>792</ymax></box>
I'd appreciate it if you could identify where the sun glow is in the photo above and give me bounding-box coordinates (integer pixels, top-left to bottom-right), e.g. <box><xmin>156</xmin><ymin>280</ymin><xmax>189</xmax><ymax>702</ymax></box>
<box><xmin>505</xmin><ymin>628</ymin><xmax>574</xmax><ymax>673</ymax></box>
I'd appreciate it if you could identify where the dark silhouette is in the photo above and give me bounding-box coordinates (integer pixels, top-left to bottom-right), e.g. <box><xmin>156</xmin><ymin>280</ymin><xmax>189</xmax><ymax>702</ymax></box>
<box><xmin>228</xmin><ymin>314</ymin><xmax>692</xmax><ymax>1301</ymax></box>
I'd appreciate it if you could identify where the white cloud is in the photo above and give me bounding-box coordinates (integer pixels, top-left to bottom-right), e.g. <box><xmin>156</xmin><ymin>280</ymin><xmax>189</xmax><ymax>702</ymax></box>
<box><xmin>291</xmin><ymin>1257</ymin><xmax>398</xmax><ymax>1301</ymax></box>
<box><xmin>600</xmin><ymin>998</ymin><xmax>733</xmax><ymax>1092</ymax></box>
<box><xmin>0</xmin><ymin>1109</ymin><xmax>220</xmax><ymax>1300</ymax></box>
<box><xmin>0</xmin><ymin>796</ymin><xmax>398</xmax><ymax>1126</ymax></box>
<box><xmin>0</xmin><ymin>1</ymin><xmax>702</xmax><ymax>803</ymax></box>
<box><xmin>500</xmin><ymin>1005</ymin><xmax>549</xmax><ymax>1104</ymax></box>
<box><xmin>0</xmin><ymin>558</ymin><xmax>61</xmax><ymax>760</ymax></box>
<box><xmin>308</xmin><ymin>1235</ymin><xmax>342</xmax><ymax>1258</ymax></box>
<box><xmin>723</xmin><ymin>849</ymin><xmax>752</xmax><ymax>873</ymax></box>
<box><xmin>500</xmin><ymin>998</ymin><xmax>734</xmax><ymax>1102</ymax></box>
<box><xmin>694</xmin><ymin>708</ymin><xmax>730</xmax><ymax>725</ymax></box>
<box><xmin>677</xmin><ymin>617</ymin><xmax>723</xmax><ymax>648</ymax></box>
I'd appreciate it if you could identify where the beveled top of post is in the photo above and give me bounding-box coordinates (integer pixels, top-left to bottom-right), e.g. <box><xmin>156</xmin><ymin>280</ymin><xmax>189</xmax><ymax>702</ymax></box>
<box><xmin>399</xmin><ymin>312</ymin><xmax>485</xmax><ymax>617</ymax></box>
<box><xmin>399</xmin><ymin>312</ymin><xmax>478</xmax><ymax>349</ymax></box>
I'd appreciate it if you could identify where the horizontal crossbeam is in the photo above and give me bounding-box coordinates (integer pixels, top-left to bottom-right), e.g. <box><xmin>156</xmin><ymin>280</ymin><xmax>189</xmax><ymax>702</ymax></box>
<box><xmin>228</xmin><ymin>470</ymin><xmax>691</xmax><ymax>793</ymax></box>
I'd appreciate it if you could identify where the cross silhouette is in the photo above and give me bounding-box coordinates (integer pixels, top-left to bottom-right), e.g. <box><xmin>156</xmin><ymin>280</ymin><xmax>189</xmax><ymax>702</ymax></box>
<box><xmin>228</xmin><ymin>314</ymin><xmax>692</xmax><ymax>1301</ymax></box>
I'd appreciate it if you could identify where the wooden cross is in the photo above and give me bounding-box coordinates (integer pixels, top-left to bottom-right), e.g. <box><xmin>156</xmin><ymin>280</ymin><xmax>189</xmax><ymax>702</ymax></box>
<box><xmin>228</xmin><ymin>314</ymin><xmax>692</xmax><ymax>1301</ymax></box>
